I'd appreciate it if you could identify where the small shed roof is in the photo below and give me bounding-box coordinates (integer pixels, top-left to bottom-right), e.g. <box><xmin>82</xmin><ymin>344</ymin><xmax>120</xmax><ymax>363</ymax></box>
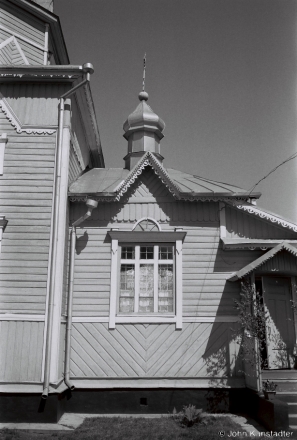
<box><xmin>227</xmin><ymin>241</ymin><xmax>297</xmax><ymax>281</ymax></box>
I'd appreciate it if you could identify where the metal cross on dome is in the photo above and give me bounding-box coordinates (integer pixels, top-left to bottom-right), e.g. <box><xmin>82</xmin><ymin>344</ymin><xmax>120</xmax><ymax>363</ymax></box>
<box><xmin>142</xmin><ymin>53</ymin><xmax>146</xmax><ymax>92</ymax></box>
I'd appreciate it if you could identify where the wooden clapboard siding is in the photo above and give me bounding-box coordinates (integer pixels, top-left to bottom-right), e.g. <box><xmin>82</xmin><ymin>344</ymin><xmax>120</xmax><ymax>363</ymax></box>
<box><xmin>0</xmin><ymin>321</ymin><xmax>44</xmax><ymax>381</ymax></box>
<box><xmin>71</xmin><ymin>97</ymin><xmax>90</xmax><ymax>168</ymax></box>
<box><xmin>225</xmin><ymin>205</ymin><xmax>297</xmax><ymax>239</ymax></box>
<box><xmin>73</xmin><ymin>227</ymin><xmax>111</xmax><ymax>316</ymax></box>
<box><xmin>71</xmin><ymin>203</ymin><xmax>265</xmax><ymax>317</ymax></box>
<box><xmin>0</xmin><ymin>107</ymin><xmax>56</xmax><ymax>313</ymax></box>
<box><xmin>70</xmin><ymin>322</ymin><xmax>234</xmax><ymax>378</ymax></box>
<box><xmin>0</xmin><ymin>1</ymin><xmax>45</xmax><ymax>65</ymax></box>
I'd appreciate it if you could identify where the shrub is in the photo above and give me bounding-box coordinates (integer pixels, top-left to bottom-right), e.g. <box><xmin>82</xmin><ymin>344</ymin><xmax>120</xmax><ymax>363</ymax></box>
<box><xmin>172</xmin><ymin>404</ymin><xmax>204</xmax><ymax>427</ymax></box>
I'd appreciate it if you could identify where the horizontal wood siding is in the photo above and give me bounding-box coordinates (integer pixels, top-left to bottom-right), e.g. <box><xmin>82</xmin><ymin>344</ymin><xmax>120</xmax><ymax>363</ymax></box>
<box><xmin>70</xmin><ymin>322</ymin><xmax>240</xmax><ymax>378</ymax></box>
<box><xmin>226</xmin><ymin>205</ymin><xmax>297</xmax><ymax>240</ymax></box>
<box><xmin>0</xmin><ymin>108</ymin><xmax>56</xmax><ymax>313</ymax></box>
<box><xmin>0</xmin><ymin>320</ymin><xmax>44</xmax><ymax>381</ymax></box>
<box><xmin>0</xmin><ymin>2</ymin><xmax>45</xmax><ymax>65</ymax></box>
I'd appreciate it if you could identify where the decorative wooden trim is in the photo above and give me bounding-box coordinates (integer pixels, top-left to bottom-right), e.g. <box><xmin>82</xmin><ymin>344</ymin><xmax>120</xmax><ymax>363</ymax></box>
<box><xmin>228</xmin><ymin>241</ymin><xmax>297</xmax><ymax>281</ymax></box>
<box><xmin>175</xmin><ymin>239</ymin><xmax>183</xmax><ymax>329</ymax></box>
<box><xmin>72</xmin><ymin>316</ymin><xmax>238</xmax><ymax>323</ymax></box>
<box><xmin>221</xmin><ymin>238</ymin><xmax>297</xmax><ymax>251</ymax></box>
<box><xmin>219</xmin><ymin>202</ymin><xmax>226</xmax><ymax>239</ymax></box>
<box><xmin>0</xmin><ymin>24</ymin><xmax>45</xmax><ymax>50</ymax></box>
<box><xmin>0</xmin><ymin>97</ymin><xmax>56</xmax><ymax>135</ymax></box>
<box><xmin>70</xmin><ymin>378</ymin><xmax>245</xmax><ymax>389</ymax></box>
<box><xmin>132</xmin><ymin>217</ymin><xmax>161</xmax><ymax>231</ymax></box>
<box><xmin>226</xmin><ymin>201</ymin><xmax>297</xmax><ymax>233</ymax></box>
<box><xmin>0</xmin><ymin>133</ymin><xmax>7</xmax><ymax>176</ymax></box>
<box><xmin>109</xmin><ymin>238</ymin><xmax>118</xmax><ymax>329</ymax></box>
<box><xmin>0</xmin><ymin>314</ymin><xmax>45</xmax><ymax>321</ymax></box>
<box><xmin>108</xmin><ymin>231</ymin><xmax>187</xmax><ymax>242</ymax></box>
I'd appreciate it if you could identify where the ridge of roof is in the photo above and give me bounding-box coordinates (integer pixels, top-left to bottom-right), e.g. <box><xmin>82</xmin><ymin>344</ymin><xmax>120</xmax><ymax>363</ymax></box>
<box><xmin>227</xmin><ymin>241</ymin><xmax>297</xmax><ymax>281</ymax></box>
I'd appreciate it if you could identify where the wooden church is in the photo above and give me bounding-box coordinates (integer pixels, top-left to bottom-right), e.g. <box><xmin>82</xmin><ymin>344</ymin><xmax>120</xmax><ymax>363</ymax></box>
<box><xmin>0</xmin><ymin>0</ymin><xmax>297</xmax><ymax>427</ymax></box>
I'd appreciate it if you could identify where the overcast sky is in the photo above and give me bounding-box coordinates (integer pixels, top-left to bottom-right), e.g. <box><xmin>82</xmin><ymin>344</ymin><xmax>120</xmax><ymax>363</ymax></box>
<box><xmin>55</xmin><ymin>0</ymin><xmax>297</xmax><ymax>222</ymax></box>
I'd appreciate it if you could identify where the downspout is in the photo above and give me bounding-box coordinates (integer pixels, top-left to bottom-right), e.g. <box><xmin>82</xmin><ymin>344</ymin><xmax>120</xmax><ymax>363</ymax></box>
<box><xmin>42</xmin><ymin>63</ymin><xmax>95</xmax><ymax>399</ymax></box>
<box><xmin>64</xmin><ymin>199</ymin><xmax>98</xmax><ymax>390</ymax></box>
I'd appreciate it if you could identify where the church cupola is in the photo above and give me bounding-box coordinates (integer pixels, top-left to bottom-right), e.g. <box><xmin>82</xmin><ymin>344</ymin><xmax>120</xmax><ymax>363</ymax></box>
<box><xmin>123</xmin><ymin>63</ymin><xmax>165</xmax><ymax>170</ymax></box>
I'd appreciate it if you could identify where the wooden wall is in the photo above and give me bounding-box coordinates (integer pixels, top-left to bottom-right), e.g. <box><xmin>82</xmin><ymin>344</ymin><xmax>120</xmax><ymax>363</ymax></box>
<box><xmin>0</xmin><ymin>1</ymin><xmax>45</xmax><ymax>65</ymax></box>
<box><xmin>225</xmin><ymin>205</ymin><xmax>297</xmax><ymax>240</ymax></box>
<box><xmin>0</xmin><ymin>108</ymin><xmax>56</xmax><ymax>314</ymax></box>
<box><xmin>0</xmin><ymin>320</ymin><xmax>44</xmax><ymax>381</ymax></box>
<box><xmin>70</xmin><ymin>322</ymin><xmax>241</xmax><ymax>380</ymax></box>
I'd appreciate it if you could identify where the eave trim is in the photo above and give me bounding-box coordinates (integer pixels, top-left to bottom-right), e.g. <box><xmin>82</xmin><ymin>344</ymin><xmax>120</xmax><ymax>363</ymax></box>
<box><xmin>227</xmin><ymin>241</ymin><xmax>297</xmax><ymax>281</ymax></box>
<box><xmin>108</xmin><ymin>231</ymin><xmax>187</xmax><ymax>242</ymax></box>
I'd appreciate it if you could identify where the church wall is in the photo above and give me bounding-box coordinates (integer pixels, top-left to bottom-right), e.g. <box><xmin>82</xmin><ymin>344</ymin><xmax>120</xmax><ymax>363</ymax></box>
<box><xmin>0</xmin><ymin>109</ymin><xmax>56</xmax><ymax>314</ymax></box>
<box><xmin>0</xmin><ymin>1</ymin><xmax>45</xmax><ymax>65</ymax></box>
<box><xmin>225</xmin><ymin>205</ymin><xmax>297</xmax><ymax>240</ymax></box>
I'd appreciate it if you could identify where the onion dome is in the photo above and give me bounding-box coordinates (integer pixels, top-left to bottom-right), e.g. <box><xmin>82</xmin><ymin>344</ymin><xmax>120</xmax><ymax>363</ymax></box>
<box><xmin>123</xmin><ymin>91</ymin><xmax>165</xmax><ymax>170</ymax></box>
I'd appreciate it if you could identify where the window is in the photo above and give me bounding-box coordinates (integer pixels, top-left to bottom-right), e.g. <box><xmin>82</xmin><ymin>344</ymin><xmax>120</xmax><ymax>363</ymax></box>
<box><xmin>108</xmin><ymin>228</ymin><xmax>186</xmax><ymax>329</ymax></box>
<box><xmin>119</xmin><ymin>245</ymin><xmax>174</xmax><ymax>314</ymax></box>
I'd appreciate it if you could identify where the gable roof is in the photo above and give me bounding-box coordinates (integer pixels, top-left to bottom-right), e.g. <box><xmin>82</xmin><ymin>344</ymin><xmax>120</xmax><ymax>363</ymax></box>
<box><xmin>69</xmin><ymin>152</ymin><xmax>261</xmax><ymax>202</ymax></box>
<box><xmin>227</xmin><ymin>241</ymin><xmax>297</xmax><ymax>281</ymax></box>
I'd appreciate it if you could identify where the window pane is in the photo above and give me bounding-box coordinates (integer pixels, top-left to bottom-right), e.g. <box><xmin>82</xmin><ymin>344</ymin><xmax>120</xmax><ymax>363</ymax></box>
<box><xmin>120</xmin><ymin>264</ymin><xmax>135</xmax><ymax>312</ymax></box>
<box><xmin>121</xmin><ymin>247</ymin><xmax>135</xmax><ymax>259</ymax></box>
<box><xmin>158</xmin><ymin>264</ymin><xmax>173</xmax><ymax>312</ymax></box>
<box><xmin>140</xmin><ymin>246</ymin><xmax>154</xmax><ymax>259</ymax></box>
<box><xmin>139</xmin><ymin>264</ymin><xmax>154</xmax><ymax>312</ymax></box>
<box><xmin>159</xmin><ymin>246</ymin><xmax>173</xmax><ymax>260</ymax></box>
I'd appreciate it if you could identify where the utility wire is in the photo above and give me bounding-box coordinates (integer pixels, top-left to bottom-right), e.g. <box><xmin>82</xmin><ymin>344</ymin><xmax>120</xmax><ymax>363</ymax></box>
<box><xmin>248</xmin><ymin>150</ymin><xmax>297</xmax><ymax>196</ymax></box>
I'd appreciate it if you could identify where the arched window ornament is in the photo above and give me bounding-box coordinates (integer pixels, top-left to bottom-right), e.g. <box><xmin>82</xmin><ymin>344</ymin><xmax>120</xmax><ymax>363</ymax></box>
<box><xmin>132</xmin><ymin>217</ymin><xmax>161</xmax><ymax>232</ymax></box>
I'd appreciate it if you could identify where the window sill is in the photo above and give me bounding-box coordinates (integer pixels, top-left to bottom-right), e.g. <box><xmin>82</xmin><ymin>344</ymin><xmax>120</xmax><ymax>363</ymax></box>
<box><xmin>114</xmin><ymin>315</ymin><xmax>177</xmax><ymax>324</ymax></box>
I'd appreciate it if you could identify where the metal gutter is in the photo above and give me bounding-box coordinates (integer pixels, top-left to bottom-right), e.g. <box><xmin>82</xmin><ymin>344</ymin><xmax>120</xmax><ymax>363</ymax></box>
<box><xmin>64</xmin><ymin>199</ymin><xmax>98</xmax><ymax>391</ymax></box>
<box><xmin>42</xmin><ymin>63</ymin><xmax>94</xmax><ymax>399</ymax></box>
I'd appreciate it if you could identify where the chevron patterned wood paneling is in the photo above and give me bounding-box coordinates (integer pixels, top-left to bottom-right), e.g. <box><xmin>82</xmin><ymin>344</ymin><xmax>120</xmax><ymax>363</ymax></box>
<box><xmin>70</xmin><ymin>322</ymin><xmax>232</xmax><ymax>379</ymax></box>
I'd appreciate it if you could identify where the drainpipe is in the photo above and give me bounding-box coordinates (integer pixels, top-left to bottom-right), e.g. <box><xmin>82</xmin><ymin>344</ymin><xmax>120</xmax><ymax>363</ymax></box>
<box><xmin>64</xmin><ymin>198</ymin><xmax>98</xmax><ymax>390</ymax></box>
<box><xmin>42</xmin><ymin>63</ymin><xmax>95</xmax><ymax>399</ymax></box>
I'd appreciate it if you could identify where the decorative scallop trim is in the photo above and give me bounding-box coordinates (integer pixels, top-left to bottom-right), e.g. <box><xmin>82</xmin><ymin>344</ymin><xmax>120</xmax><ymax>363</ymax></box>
<box><xmin>227</xmin><ymin>201</ymin><xmax>297</xmax><ymax>233</ymax></box>
<box><xmin>0</xmin><ymin>98</ymin><xmax>56</xmax><ymax>135</ymax></box>
<box><xmin>228</xmin><ymin>241</ymin><xmax>297</xmax><ymax>281</ymax></box>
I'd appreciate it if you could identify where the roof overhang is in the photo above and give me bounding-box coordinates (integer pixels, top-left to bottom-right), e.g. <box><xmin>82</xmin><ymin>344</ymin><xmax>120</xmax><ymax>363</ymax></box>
<box><xmin>0</xmin><ymin>66</ymin><xmax>104</xmax><ymax>167</ymax></box>
<box><xmin>221</xmin><ymin>238</ymin><xmax>297</xmax><ymax>251</ymax></box>
<box><xmin>227</xmin><ymin>241</ymin><xmax>297</xmax><ymax>281</ymax></box>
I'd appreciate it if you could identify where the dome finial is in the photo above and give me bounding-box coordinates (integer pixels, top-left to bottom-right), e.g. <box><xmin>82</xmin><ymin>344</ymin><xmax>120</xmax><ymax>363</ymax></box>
<box><xmin>139</xmin><ymin>53</ymin><xmax>149</xmax><ymax>101</ymax></box>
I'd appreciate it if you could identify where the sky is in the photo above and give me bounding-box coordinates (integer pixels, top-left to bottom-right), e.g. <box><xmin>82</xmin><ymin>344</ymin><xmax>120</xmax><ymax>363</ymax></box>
<box><xmin>55</xmin><ymin>0</ymin><xmax>297</xmax><ymax>222</ymax></box>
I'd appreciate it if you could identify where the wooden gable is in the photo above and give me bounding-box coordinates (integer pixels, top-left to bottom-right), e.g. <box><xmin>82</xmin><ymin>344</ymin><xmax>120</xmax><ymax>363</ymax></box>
<box><xmin>225</xmin><ymin>204</ymin><xmax>297</xmax><ymax>240</ymax></box>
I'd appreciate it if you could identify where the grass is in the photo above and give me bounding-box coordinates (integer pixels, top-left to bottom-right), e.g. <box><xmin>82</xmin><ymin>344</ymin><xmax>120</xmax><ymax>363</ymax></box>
<box><xmin>0</xmin><ymin>414</ymin><xmax>250</xmax><ymax>440</ymax></box>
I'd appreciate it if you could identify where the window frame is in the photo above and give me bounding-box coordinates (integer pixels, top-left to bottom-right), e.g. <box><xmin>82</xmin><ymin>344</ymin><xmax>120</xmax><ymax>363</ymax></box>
<box><xmin>108</xmin><ymin>230</ymin><xmax>186</xmax><ymax>330</ymax></box>
<box><xmin>118</xmin><ymin>243</ymin><xmax>175</xmax><ymax>315</ymax></box>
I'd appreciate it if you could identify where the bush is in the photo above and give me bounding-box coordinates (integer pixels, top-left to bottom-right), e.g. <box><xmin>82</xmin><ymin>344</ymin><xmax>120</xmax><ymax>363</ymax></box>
<box><xmin>172</xmin><ymin>404</ymin><xmax>204</xmax><ymax>427</ymax></box>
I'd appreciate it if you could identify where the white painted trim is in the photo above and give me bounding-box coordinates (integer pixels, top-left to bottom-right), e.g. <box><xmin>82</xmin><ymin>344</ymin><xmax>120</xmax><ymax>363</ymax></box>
<box><xmin>49</xmin><ymin>125</ymin><xmax>71</xmax><ymax>382</ymax></box>
<box><xmin>115</xmin><ymin>316</ymin><xmax>176</xmax><ymax>324</ymax></box>
<box><xmin>0</xmin><ymin>383</ymin><xmax>43</xmax><ymax>393</ymax></box>
<box><xmin>109</xmin><ymin>238</ymin><xmax>118</xmax><ymax>329</ymax></box>
<box><xmin>290</xmin><ymin>277</ymin><xmax>297</xmax><ymax>346</ymax></box>
<box><xmin>0</xmin><ymin>132</ymin><xmax>8</xmax><ymax>175</ymax></box>
<box><xmin>0</xmin><ymin>24</ymin><xmax>45</xmax><ymax>50</ymax></box>
<box><xmin>70</xmin><ymin>378</ymin><xmax>245</xmax><ymax>389</ymax></box>
<box><xmin>219</xmin><ymin>202</ymin><xmax>226</xmax><ymax>239</ymax></box>
<box><xmin>132</xmin><ymin>217</ymin><xmax>161</xmax><ymax>231</ymax></box>
<box><xmin>0</xmin><ymin>35</ymin><xmax>14</xmax><ymax>50</ymax></box>
<box><xmin>0</xmin><ymin>314</ymin><xmax>45</xmax><ymax>321</ymax></box>
<box><xmin>71</xmin><ymin>316</ymin><xmax>238</xmax><ymax>323</ymax></box>
<box><xmin>175</xmin><ymin>240</ymin><xmax>183</xmax><ymax>329</ymax></box>
<box><xmin>12</xmin><ymin>37</ymin><xmax>30</xmax><ymax>65</ymax></box>
<box><xmin>44</xmin><ymin>23</ymin><xmax>49</xmax><ymax>65</ymax></box>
